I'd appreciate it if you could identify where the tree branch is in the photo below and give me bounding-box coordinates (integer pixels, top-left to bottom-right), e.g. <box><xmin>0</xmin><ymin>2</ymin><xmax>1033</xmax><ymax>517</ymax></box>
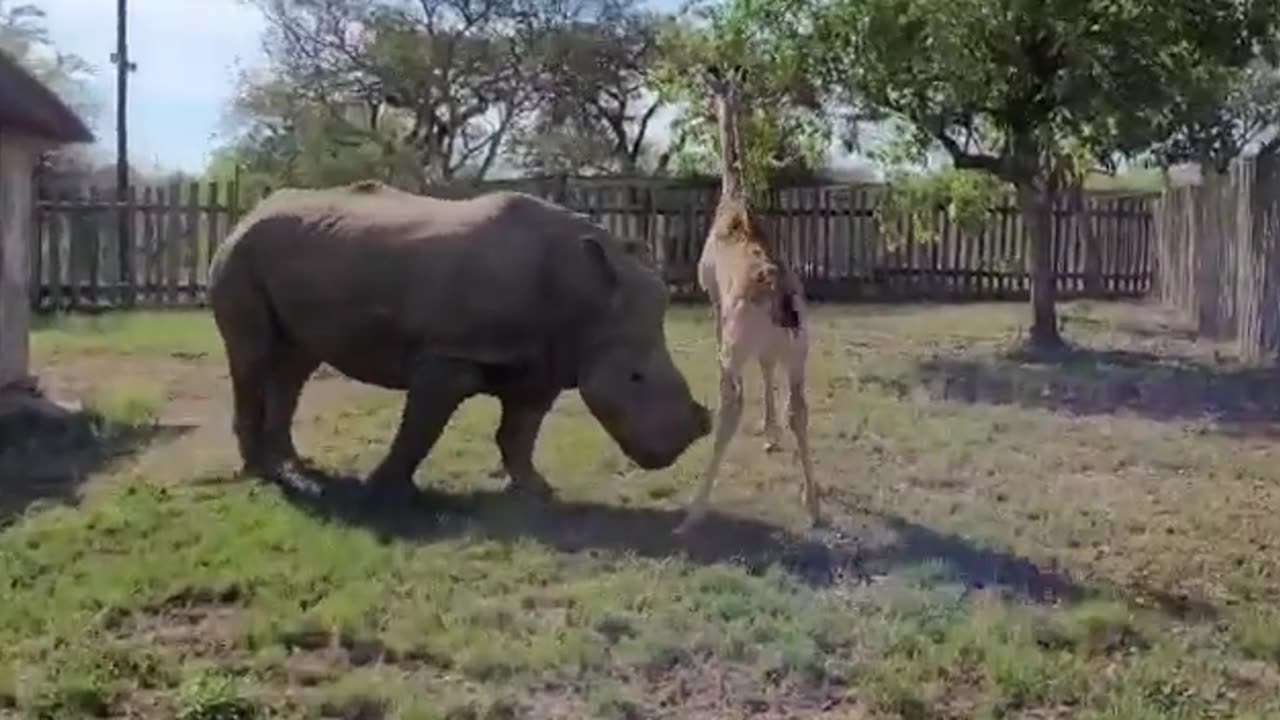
<box><xmin>933</xmin><ymin>128</ymin><xmax>1007</xmax><ymax>176</ymax></box>
<box><xmin>629</xmin><ymin>100</ymin><xmax>662</xmax><ymax>163</ymax></box>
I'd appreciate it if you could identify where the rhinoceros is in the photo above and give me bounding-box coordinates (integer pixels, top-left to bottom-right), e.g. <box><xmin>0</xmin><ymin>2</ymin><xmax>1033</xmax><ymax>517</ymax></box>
<box><xmin>207</xmin><ymin>180</ymin><xmax>711</xmax><ymax>503</ymax></box>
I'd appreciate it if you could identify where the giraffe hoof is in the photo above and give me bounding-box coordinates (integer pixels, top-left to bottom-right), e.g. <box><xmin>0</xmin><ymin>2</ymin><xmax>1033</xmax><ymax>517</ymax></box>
<box><xmin>763</xmin><ymin>440</ymin><xmax>782</xmax><ymax>454</ymax></box>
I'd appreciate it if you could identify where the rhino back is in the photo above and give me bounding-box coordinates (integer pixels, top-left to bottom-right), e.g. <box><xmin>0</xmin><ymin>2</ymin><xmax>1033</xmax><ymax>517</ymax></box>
<box><xmin>214</xmin><ymin>186</ymin><xmax>602</xmax><ymax>387</ymax></box>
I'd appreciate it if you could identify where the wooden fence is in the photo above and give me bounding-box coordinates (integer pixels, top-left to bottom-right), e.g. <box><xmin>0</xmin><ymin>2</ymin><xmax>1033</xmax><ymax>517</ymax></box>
<box><xmin>30</xmin><ymin>177</ymin><xmax>1155</xmax><ymax>311</ymax></box>
<box><xmin>31</xmin><ymin>181</ymin><xmax>239</xmax><ymax>311</ymax></box>
<box><xmin>1152</xmin><ymin>153</ymin><xmax>1280</xmax><ymax>361</ymax></box>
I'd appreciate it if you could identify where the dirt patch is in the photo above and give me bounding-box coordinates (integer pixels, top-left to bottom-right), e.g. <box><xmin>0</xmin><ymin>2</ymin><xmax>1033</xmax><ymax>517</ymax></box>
<box><xmin>31</xmin><ymin>353</ymin><xmax>388</xmax><ymax>484</ymax></box>
<box><xmin>633</xmin><ymin>655</ymin><xmax>849</xmax><ymax>719</ymax></box>
<box><xmin>110</xmin><ymin>585</ymin><xmax>251</xmax><ymax>665</ymax></box>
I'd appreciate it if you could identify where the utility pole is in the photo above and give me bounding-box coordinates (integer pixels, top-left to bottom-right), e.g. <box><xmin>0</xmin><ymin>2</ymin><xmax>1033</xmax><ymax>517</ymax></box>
<box><xmin>111</xmin><ymin>0</ymin><xmax>137</xmax><ymax>306</ymax></box>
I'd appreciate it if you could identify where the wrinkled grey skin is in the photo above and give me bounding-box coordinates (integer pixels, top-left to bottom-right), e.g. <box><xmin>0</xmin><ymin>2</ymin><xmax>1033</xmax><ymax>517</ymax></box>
<box><xmin>207</xmin><ymin>180</ymin><xmax>710</xmax><ymax>502</ymax></box>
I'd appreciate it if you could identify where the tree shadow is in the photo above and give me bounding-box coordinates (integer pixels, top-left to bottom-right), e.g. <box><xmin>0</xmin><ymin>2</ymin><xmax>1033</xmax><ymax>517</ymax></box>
<box><xmin>264</xmin><ymin>463</ymin><xmax>1088</xmax><ymax>606</ymax></box>
<box><xmin>875</xmin><ymin>344</ymin><xmax>1280</xmax><ymax>436</ymax></box>
<box><xmin>0</xmin><ymin>394</ymin><xmax>194</xmax><ymax>527</ymax></box>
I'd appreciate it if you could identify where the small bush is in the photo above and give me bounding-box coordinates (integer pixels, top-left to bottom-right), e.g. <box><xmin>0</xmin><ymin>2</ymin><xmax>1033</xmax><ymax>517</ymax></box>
<box><xmin>175</xmin><ymin>669</ymin><xmax>258</xmax><ymax>720</ymax></box>
<box><xmin>1038</xmin><ymin>600</ymin><xmax>1147</xmax><ymax>656</ymax></box>
<box><xmin>85</xmin><ymin>382</ymin><xmax>165</xmax><ymax>429</ymax></box>
<box><xmin>1234</xmin><ymin>612</ymin><xmax>1280</xmax><ymax>665</ymax></box>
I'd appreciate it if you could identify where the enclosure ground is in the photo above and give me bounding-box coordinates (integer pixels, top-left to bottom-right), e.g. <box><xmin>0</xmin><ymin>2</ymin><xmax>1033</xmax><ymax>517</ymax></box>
<box><xmin>3</xmin><ymin>301</ymin><xmax>1280</xmax><ymax>719</ymax></box>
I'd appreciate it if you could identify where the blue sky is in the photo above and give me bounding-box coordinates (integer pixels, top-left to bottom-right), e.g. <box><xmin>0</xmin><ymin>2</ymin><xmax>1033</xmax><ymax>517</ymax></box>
<box><xmin>39</xmin><ymin>0</ymin><xmax>267</xmax><ymax>173</ymax></box>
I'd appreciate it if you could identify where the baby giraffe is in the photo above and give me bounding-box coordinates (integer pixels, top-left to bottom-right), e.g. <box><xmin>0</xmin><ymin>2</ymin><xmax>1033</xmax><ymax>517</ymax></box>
<box><xmin>675</xmin><ymin>64</ymin><xmax>821</xmax><ymax>535</ymax></box>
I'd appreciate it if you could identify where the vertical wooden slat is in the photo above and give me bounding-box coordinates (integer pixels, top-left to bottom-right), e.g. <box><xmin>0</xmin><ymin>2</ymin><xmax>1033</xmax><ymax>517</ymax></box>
<box><xmin>85</xmin><ymin>186</ymin><xmax>101</xmax><ymax>307</ymax></box>
<box><xmin>1126</xmin><ymin>198</ymin><xmax>1137</xmax><ymax>293</ymax></box>
<box><xmin>143</xmin><ymin>186</ymin><xmax>156</xmax><ymax>303</ymax></box>
<box><xmin>128</xmin><ymin>185</ymin><xmax>141</xmax><ymax>304</ymax></box>
<box><xmin>949</xmin><ymin>208</ymin><xmax>962</xmax><ymax>297</ymax></box>
<box><xmin>822</xmin><ymin>188</ymin><xmax>834</xmax><ymax>291</ymax></box>
<box><xmin>29</xmin><ymin>199</ymin><xmax>43</xmax><ymax>310</ymax></box>
<box><xmin>981</xmin><ymin>206</ymin><xmax>993</xmax><ymax>297</ymax></box>
<box><xmin>1140</xmin><ymin>198</ymin><xmax>1153</xmax><ymax>293</ymax></box>
<box><xmin>207</xmin><ymin>182</ymin><xmax>222</xmax><ymax>286</ymax></box>
<box><xmin>186</xmin><ymin>181</ymin><xmax>202</xmax><ymax>302</ymax></box>
<box><xmin>1007</xmin><ymin>200</ymin><xmax>1019</xmax><ymax>297</ymax></box>
<box><xmin>934</xmin><ymin>207</ymin><xmax>946</xmax><ymax>298</ymax></box>
<box><xmin>967</xmin><ymin>213</ymin><xmax>977</xmax><ymax>295</ymax></box>
<box><xmin>48</xmin><ymin>196</ymin><xmax>64</xmax><ymax>311</ymax></box>
<box><xmin>1093</xmin><ymin>197</ymin><xmax>1105</xmax><ymax>295</ymax></box>
<box><xmin>1107</xmin><ymin>198</ymin><xmax>1119</xmax><ymax>294</ymax></box>
<box><xmin>986</xmin><ymin>203</ymin><xmax>998</xmax><ymax>297</ymax></box>
<box><xmin>166</xmin><ymin>180</ymin><xmax>182</xmax><ymax>305</ymax></box>
<box><xmin>119</xmin><ymin>184</ymin><xmax>135</xmax><ymax>306</ymax></box>
<box><xmin>985</xmin><ymin>203</ymin><xmax>999</xmax><ymax>297</ymax></box>
<box><xmin>1117</xmin><ymin>198</ymin><xmax>1128</xmax><ymax>293</ymax></box>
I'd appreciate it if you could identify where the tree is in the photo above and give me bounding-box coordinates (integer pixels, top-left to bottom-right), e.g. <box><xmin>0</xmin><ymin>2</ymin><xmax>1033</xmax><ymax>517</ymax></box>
<box><xmin>1</xmin><ymin>1</ymin><xmax>104</xmax><ymax>183</ymax></box>
<box><xmin>509</xmin><ymin>3</ymin><xmax>666</xmax><ymax>175</ymax></box>
<box><xmin>805</xmin><ymin>0</ymin><xmax>1280</xmax><ymax>349</ymax></box>
<box><xmin>648</xmin><ymin>0</ymin><xmax>830</xmax><ymax>193</ymax></box>
<box><xmin>0</xmin><ymin>1</ymin><xmax>99</xmax><ymax>118</ymax></box>
<box><xmin>227</xmin><ymin>0</ymin><xmax>586</xmax><ymax>189</ymax></box>
<box><xmin>1145</xmin><ymin>59</ymin><xmax>1280</xmax><ymax>172</ymax></box>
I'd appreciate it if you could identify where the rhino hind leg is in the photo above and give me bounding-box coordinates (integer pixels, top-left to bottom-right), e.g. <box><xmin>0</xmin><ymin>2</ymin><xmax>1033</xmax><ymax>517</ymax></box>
<box><xmin>495</xmin><ymin>391</ymin><xmax>556</xmax><ymax>499</ymax></box>
<box><xmin>262</xmin><ymin>347</ymin><xmax>320</xmax><ymax>469</ymax></box>
<box><xmin>215</xmin><ymin>310</ymin><xmax>272</xmax><ymax>477</ymax></box>
<box><xmin>229</xmin><ymin>360</ymin><xmax>267</xmax><ymax>476</ymax></box>
<box><xmin>364</xmin><ymin>357</ymin><xmax>483</xmax><ymax>505</ymax></box>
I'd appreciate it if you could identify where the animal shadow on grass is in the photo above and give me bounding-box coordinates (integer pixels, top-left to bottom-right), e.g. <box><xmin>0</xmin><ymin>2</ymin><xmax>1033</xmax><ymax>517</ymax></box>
<box><xmin>883</xmin><ymin>344</ymin><xmax>1280</xmax><ymax>436</ymax></box>
<box><xmin>265</xmin><ymin>463</ymin><xmax>1084</xmax><ymax>603</ymax></box>
<box><xmin>0</xmin><ymin>394</ymin><xmax>194</xmax><ymax>526</ymax></box>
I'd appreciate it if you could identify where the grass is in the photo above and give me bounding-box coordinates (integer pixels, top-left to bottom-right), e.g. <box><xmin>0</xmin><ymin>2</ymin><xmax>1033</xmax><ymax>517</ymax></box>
<box><xmin>5</xmin><ymin>300</ymin><xmax>1280</xmax><ymax>717</ymax></box>
<box><xmin>81</xmin><ymin>381</ymin><xmax>167</xmax><ymax>429</ymax></box>
<box><xmin>32</xmin><ymin>310</ymin><xmax>225</xmax><ymax>359</ymax></box>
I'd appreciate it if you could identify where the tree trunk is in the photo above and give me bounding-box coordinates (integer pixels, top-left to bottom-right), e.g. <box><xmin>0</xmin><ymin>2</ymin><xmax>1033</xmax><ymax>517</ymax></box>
<box><xmin>1016</xmin><ymin>179</ymin><xmax>1064</xmax><ymax>350</ymax></box>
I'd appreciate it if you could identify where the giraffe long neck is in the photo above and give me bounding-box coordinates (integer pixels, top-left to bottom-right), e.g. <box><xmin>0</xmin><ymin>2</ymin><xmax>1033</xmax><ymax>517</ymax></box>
<box><xmin>715</xmin><ymin>90</ymin><xmax>747</xmax><ymax>202</ymax></box>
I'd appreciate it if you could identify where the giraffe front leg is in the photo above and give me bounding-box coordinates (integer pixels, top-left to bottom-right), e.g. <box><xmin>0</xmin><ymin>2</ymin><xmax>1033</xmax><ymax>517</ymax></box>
<box><xmin>677</xmin><ymin>344</ymin><xmax>748</xmax><ymax>535</ymax></box>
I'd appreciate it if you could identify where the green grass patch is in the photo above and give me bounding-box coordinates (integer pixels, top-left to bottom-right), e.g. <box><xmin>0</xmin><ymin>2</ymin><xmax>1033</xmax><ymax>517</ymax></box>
<box><xmin>1233</xmin><ymin>611</ymin><xmax>1280</xmax><ymax>665</ymax></box>
<box><xmin>82</xmin><ymin>381</ymin><xmax>166</xmax><ymax>428</ymax></box>
<box><xmin>32</xmin><ymin>310</ymin><xmax>223</xmax><ymax>358</ymax></box>
<box><xmin>11</xmin><ymin>301</ymin><xmax>1280</xmax><ymax>715</ymax></box>
<box><xmin>175</xmin><ymin>668</ymin><xmax>259</xmax><ymax>720</ymax></box>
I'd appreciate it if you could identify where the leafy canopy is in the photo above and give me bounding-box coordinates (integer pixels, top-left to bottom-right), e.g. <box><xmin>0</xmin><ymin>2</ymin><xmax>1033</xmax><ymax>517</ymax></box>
<box><xmin>806</xmin><ymin>0</ymin><xmax>1280</xmax><ymax>186</ymax></box>
<box><xmin>648</xmin><ymin>0</ymin><xmax>830</xmax><ymax>193</ymax></box>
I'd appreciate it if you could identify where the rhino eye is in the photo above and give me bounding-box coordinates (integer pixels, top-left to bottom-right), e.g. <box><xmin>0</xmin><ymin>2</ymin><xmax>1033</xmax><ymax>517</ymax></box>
<box><xmin>630</xmin><ymin>371</ymin><xmax>645</xmax><ymax>383</ymax></box>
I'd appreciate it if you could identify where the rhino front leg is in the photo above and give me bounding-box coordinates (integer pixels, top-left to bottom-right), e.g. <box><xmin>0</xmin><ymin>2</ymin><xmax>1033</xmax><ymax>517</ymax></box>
<box><xmin>495</xmin><ymin>390</ymin><xmax>557</xmax><ymax>499</ymax></box>
<box><xmin>365</xmin><ymin>358</ymin><xmax>482</xmax><ymax>505</ymax></box>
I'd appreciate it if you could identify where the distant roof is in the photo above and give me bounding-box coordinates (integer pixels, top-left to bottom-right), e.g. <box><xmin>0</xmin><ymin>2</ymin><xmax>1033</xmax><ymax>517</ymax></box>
<box><xmin>0</xmin><ymin>49</ymin><xmax>93</xmax><ymax>144</ymax></box>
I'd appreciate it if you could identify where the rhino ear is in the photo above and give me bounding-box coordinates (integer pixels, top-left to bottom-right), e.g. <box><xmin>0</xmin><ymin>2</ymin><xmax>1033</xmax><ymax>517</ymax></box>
<box><xmin>582</xmin><ymin>234</ymin><xmax>620</xmax><ymax>289</ymax></box>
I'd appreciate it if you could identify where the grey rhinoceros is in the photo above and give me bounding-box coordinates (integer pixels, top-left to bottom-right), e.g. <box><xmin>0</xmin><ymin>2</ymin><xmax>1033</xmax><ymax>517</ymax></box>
<box><xmin>207</xmin><ymin>180</ymin><xmax>710</xmax><ymax>503</ymax></box>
